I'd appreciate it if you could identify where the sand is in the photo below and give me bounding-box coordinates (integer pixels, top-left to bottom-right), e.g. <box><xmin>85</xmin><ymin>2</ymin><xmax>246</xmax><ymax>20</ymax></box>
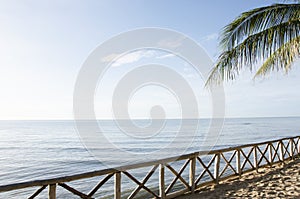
<box><xmin>177</xmin><ymin>158</ymin><xmax>300</xmax><ymax>199</ymax></box>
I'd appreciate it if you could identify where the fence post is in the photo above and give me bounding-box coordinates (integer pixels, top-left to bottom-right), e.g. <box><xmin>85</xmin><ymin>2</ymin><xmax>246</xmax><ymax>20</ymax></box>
<box><xmin>214</xmin><ymin>153</ymin><xmax>220</xmax><ymax>184</ymax></box>
<box><xmin>236</xmin><ymin>149</ymin><xmax>241</xmax><ymax>176</ymax></box>
<box><xmin>290</xmin><ymin>139</ymin><xmax>294</xmax><ymax>159</ymax></box>
<box><xmin>159</xmin><ymin>164</ymin><xmax>166</xmax><ymax>199</ymax></box>
<box><xmin>48</xmin><ymin>184</ymin><xmax>56</xmax><ymax>199</ymax></box>
<box><xmin>253</xmin><ymin>146</ymin><xmax>258</xmax><ymax>172</ymax></box>
<box><xmin>280</xmin><ymin>140</ymin><xmax>285</xmax><ymax>162</ymax></box>
<box><xmin>114</xmin><ymin>172</ymin><xmax>121</xmax><ymax>199</ymax></box>
<box><xmin>189</xmin><ymin>155</ymin><xmax>196</xmax><ymax>193</ymax></box>
<box><xmin>269</xmin><ymin>143</ymin><xmax>273</xmax><ymax>166</ymax></box>
<box><xmin>298</xmin><ymin>137</ymin><xmax>300</xmax><ymax>155</ymax></box>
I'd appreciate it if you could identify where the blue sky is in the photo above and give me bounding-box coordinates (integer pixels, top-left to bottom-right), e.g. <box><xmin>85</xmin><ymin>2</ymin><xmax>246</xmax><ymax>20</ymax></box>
<box><xmin>0</xmin><ymin>0</ymin><xmax>299</xmax><ymax>119</ymax></box>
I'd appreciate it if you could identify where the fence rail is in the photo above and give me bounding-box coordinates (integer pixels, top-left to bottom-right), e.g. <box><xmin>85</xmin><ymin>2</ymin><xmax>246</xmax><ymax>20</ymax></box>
<box><xmin>0</xmin><ymin>136</ymin><xmax>299</xmax><ymax>199</ymax></box>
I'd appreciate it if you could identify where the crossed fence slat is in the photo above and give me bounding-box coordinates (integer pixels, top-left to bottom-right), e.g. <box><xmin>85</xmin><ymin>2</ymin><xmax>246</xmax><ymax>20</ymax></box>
<box><xmin>165</xmin><ymin>160</ymin><xmax>190</xmax><ymax>194</ymax></box>
<box><xmin>195</xmin><ymin>154</ymin><xmax>216</xmax><ymax>185</ymax></box>
<box><xmin>123</xmin><ymin>165</ymin><xmax>159</xmax><ymax>199</ymax></box>
<box><xmin>257</xmin><ymin>144</ymin><xmax>271</xmax><ymax>166</ymax></box>
<box><xmin>58</xmin><ymin>183</ymin><xmax>90</xmax><ymax>198</ymax></box>
<box><xmin>295</xmin><ymin>137</ymin><xmax>300</xmax><ymax>156</ymax></box>
<box><xmin>240</xmin><ymin>147</ymin><xmax>255</xmax><ymax>170</ymax></box>
<box><xmin>88</xmin><ymin>173</ymin><xmax>114</xmax><ymax>197</ymax></box>
<box><xmin>284</xmin><ymin>140</ymin><xmax>292</xmax><ymax>158</ymax></box>
<box><xmin>219</xmin><ymin>151</ymin><xmax>237</xmax><ymax>177</ymax></box>
<box><xmin>269</xmin><ymin>142</ymin><xmax>281</xmax><ymax>163</ymax></box>
<box><xmin>0</xmin><ymin>136</ymin><xmax>299</xmax><ymax>199</ymax></box>
<box><xmin>28</xmin><ymin>185</ymin><xmax>47</xmax><ymax>199</ymax></box>
<box><xmin>290</xmin><ymin>139</ymin><xmax>299</xmax><ymax>157</ymax></box>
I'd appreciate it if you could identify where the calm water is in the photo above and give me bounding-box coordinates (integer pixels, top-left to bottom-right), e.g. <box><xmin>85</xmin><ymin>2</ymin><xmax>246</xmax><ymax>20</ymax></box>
<box><xmin>0</xmin><ymin>117</ymin><xmax>299</xmax><ymax>198</ymax></box>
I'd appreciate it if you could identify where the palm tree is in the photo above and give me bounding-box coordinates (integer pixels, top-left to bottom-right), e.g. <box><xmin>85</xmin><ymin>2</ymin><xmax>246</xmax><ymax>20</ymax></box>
<box><xmin>206</xmin><ymin>2</ymin><xmax>300</xmax><ymax>85</ymax></box>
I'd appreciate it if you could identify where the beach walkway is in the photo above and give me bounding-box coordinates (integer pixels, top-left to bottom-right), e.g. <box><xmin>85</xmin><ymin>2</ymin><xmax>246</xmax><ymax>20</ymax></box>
<box><xmin>177</xmin><ymin>159</ymin><xmax>300</xmax><ymax>199</ymax></box>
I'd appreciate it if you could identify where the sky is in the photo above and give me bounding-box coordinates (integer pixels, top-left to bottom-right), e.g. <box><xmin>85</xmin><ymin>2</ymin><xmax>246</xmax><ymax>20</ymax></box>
<box><xmin>0</xmin><ymin>0</ymin><xmax>299</xmax><ymax>120</ymax></box>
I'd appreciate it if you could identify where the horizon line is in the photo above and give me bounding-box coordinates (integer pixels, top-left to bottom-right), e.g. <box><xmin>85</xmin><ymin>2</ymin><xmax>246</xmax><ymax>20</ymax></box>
<box><xmin>0</xmin><ymin>115</ymin><xmax>300</xmax><ymax>121</ymax></box>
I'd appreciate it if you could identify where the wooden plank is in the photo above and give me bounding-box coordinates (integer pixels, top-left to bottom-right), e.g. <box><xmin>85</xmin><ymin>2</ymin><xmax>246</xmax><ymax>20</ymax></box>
<box><xmin>290</xmin><ymin>139</ymin><xmax>294</xmax><ymax>159</ymax></box>
<box><xmin>0</xmin><ymin>169</ymin><xmax>117</xmax><ymax>193</ymax></box>
<box><xmin>269</xmin><ymin>143</ymin><xmax>273</xmax><ymax>165</ymax></box>
<box><xmin>114</xmin><ymin>172</ymin><xmax>121</xmax><ymax>199</ymax></box>
<box><xmin>58</xmin><ymin>183</ymin><xmax>88</xmax><ymax>198</ymax></box>
<box><xmin>236</xmin><ymin>149</ymin><xmax>241</xmax><ymax>176</ymax></box>
<box><xmin>116</xmin><ymin>153</ymin><xmax>194</xmax><ymax>171</ymax></box>
<box><xmin>203</xmin><ymin>136</ymin><xmax>300</xmax><ymax>154</ymax></box>
<box><xmin>280</xmin><ymin>140</ymin><xmax>285</xmax><ymax>162</ymax></box>
<box><xmin>295</xmin><ymin>137</ymin><xmax>300</xmax><ymax>155</ymax></box>
<box><xmin>283</xmin><ymin>140</ymin><xmax>292</xmax><ymax>158</ymax></box>
<box><xmin>253</xmin><ymin>146</ymin><xmax>258</xmax><ymax>172</ymax></box>
<box><xmin>195</xmin><ymin>155</ymin><xmax>216</xmax><ymax>185</ymax></box>
<box><xmin>123</xmin><ymin>171</ymin><xmax>159</xmax><ymax>198</ymax></box>
<box><xmin>257</xmin><ymin>145</ymin><xmax>271</xmax><ymax>165</ymax></box>
<box><xmin>220</xmin><ymin>151</ymin><xmax>237</xmax><ymax>176</ymax></box>
<box><xmin>88</xmin><ymin>173</ymin><xmax>114</xmax><ymax>197</ymax></box>
<box><xmin>292</xmin><ymin>139</ymin><xmax>299</xmax><ymax>157</ymax></box>
<box><xmin>159</xmin><ymin>164</ymin><xmax>166</xmax><ymax>199</ymax></box>
<box><xmin>214</xmin><ymin>153</ymin><xmax>220</xmax><ymax>184</ymax></box>
<box><xmin>28</xmin><ymin>185</ymin><xmax>47</xmax><ymax>199</ymax></box>
<box><xmin>189</xmin><ymin>156</ymin><xmax>196</xmax><ymax>193</ymax></box>
<box><xmin>0</xmin><ymin>153</ymin><xmax>195</xmax><ymax>193</ymax></box>
<box><xmin>48</xmin><ymin>184</ymin><xmax>56</xmax><ymax>199</ymax></box>
<box><xmin>127</xmin><ymin>165</ymin><xmax>158</xmax><ymax>199</ymax></box>
<box><xmin>240</xmin><ymin>147</ymin><xmax>255</xmax><ymax>170</ymax></box>
<box><xmin>165</xmin><ymin>160</ymin><xmax>190</xmax><ymax>194</ymax></box>
<box><xmin>197</xmin><ymin>159</ymin><xmax>285</xmax><ymax>190</ymax></box>
<box><xmin>270</xmin><ymin>142</ymin><xmax>280</xmax><ymax>163</ymax></box>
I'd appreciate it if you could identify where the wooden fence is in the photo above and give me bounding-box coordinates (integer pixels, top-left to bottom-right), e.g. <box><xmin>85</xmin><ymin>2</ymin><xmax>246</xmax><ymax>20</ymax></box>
<box><xmin>0</xmin><ymin>136</ymin><xmax>299</xmax><ymax>199</ymax></box>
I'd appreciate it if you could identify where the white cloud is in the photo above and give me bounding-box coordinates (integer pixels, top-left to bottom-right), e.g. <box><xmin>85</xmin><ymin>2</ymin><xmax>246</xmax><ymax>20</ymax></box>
<box><xmin>112</xmin><ymin>52</ymin><xmax>144</xmax><ymax>67</ymax></box>
<box><xmin>157</xmin><ymin>53</ymin><xmax>176</xmax><ymax>59</ymax></box>
<box><xmin>101</xmin><ymin>53</ymin><xmax>120</xmax><ymax>63</ymax></box>
<box><xmin>101</xmin><ymin>50</ymin><xmax>156</xmax><ymax>67</ymax></box>
<box><xmin>157</xmin><ymin>36</ymin><xmax>185</xmax><ymax>48</ymax></box>
<box><xmin>200</xmin><ymin>33</ymin><xmax>218</xmax><ymax>42</ymax></box>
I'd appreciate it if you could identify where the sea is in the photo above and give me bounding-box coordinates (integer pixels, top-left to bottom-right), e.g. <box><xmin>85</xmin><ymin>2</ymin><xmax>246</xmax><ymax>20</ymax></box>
<box><xmin>0</xmin><ymin>117</ymin><xmax>299</xmax><ymax>198</ymax></box>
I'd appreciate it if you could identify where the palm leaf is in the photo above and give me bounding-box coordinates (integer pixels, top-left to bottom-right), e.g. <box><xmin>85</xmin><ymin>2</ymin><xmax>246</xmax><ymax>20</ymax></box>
<box><xmin>221</xmin><ymin>4</ymin><xmax>300</xmax><ymax>50</ymax></box>
<box><xmin>206</xmin><ymin>3</ymin><xmax>300</xmax><ymax>85</ymax></box>
<box><xmin>255</xmin><ymin>36</ymin><xmax>300</xmax><ymax>77</ymax></box>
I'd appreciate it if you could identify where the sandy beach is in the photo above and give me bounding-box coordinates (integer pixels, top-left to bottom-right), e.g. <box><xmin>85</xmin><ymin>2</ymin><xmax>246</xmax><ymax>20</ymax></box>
<box><xmin>177</xmin><ymin>158</ymin><xmax>300</xmax><ymax>199</ymax></box>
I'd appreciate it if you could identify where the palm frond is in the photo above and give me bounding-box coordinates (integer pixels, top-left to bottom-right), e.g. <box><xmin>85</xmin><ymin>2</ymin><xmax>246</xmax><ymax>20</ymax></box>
<box><xmin>221</xmin><ymin>4</ymin><xmax>300</xmax><ymax>50</ymax></box>
<box><xmin>206</xmin><ymin>3</ymin><xmax>300</xmax><ymax>85</ymax></box>
<box><xmin>255</xmin><ymin>36</ymin><xmax>300</xmax><ymax>77</ymax></box>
